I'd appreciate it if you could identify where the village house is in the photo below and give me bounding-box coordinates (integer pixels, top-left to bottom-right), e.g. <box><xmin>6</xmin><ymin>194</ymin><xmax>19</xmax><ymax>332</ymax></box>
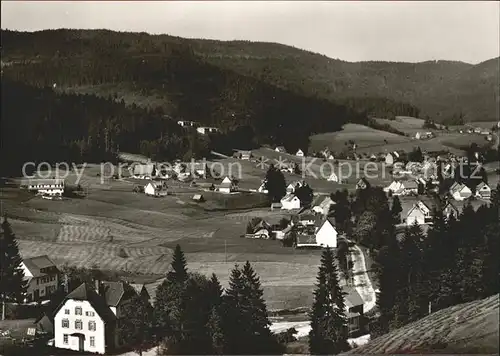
<box><xmin>449</xmin><ymin>182</ymin><xmax>473</xmax><ymax>201</ymax></box>
<box><xmin>218</xmin><ymin>176</ymin><xmax>238</xmax><ymax>194</ymax></box>
<box><xmin>344</xmin><ymin>286</ymin><xmax>365</xmax><ymax>336</ymax></box>
<box><xmin>275</xmin><ymin>146</ymin><xmax>286</xmax><ymax>153</ymax></box>
<box><xmin>311</xmin><ymin>195</ymin><xmax>335</xmax><ymax>216</ymax></box>
<box><xmin>384</xmin><ymin>180</ymin><xmax>404</xmax><ymax>195</ymax></box>
<box><xmin>257</xmin><ymin>180</ymin><xmax>269</xmax><ymax>194</ymax></box>
<box><xmin>327</xmin><ymin>171</ymin><xmax>339</xmax><ymax>182</ymax></box>
<box><xmin>475</xmin><ymin>182</ymin><xmax>491</xmax><ymax>200</ymax></box>
<box><xmin>132</xmin><ymin>163</ymin><xmax>156</xmax><ymax>179</ymax></box>
<box><xmin>185</xmin><ymin>161</ymin><xmax>207</xmax><ymax>177</ymax></box>
<box><xmin>385</xmin><ymin>153</ymin><xmax>395</xmax><ymax>166</ymax></box>
<box><xmin>270</xmin><ymin>202</ymin><xmax>283</xmax><ymax>211</ymax></box>
<box><xmin>248</xmin><ymin>219</ymin><xmax>272</xmax><ymax>239</ymax></box>
<box><xmin>20</xmin><ymin>255</ymin><xmax>59</xmax><ymax>302</ymax></box>
<box><xmin>314</xmin><ymin>218</ymin><xmax>338</xmax><ymax>248</ymax></box>
<box><xmin>406</xmin><ymin>200</ymin><xmax>432</xmax><ymax>226</ymax></box>
<box><xmin>280</xmin><ymin>193</ymin><xmax>301</xmax><ymax>210</ymax></box>
<box><xmin>296</xmin><ymin>149</ymin><xmax>305</xmax><ymax>157</ymax></box>
<box><xmin>196</xmin><ymin>126</ymin><xmax>219</xmax><ymax>135</ymax></box>
<box><xmin>401</xmin><ymin>180</ymin><xmax>419</xmax><ymax>196</ymax></box>
<box><xmin>443</xmin><ymin>200</ymin><xmax>460</xmax><ymax>220</ymax></box>
<box><xmin>356</xmin><ymin>177</ymin><xmax>370</xmax><ymax>190</ymax></box>
<box><xmin>415</xmin><ymin>132</ymin><xmax>422</xmax><ymax>140</ymax></box>
<box><xmin>298</xmin><ymin>212</ymin><xmax>316</xmax><ymax>226</ymax></box>
<box><xmin>129</xmin><ymin>284</ymin><xmax>152</xmax><ymax>305</ymax></box>
<box><xmin>177</xmin><ymin>120</ymin><xmax>197</xmax><ymax>128</ymax></box>
<box><xmin>239</xmin><ymin>150</ymin><xmax>252</xmax><ymax>160</ymax></box>
<box><xmin>286</xmin><ymin>181</ymin><xmax>304</xmax><ymax>194</ymax></box>
<box><xmin>144</xmin><ymin>181</ymin><xmax>168</xmax><ymax>197</ymax></box>
<box><xmin>23</xmin><ymin>178</ymin><xmax>65</xmax><ymax>196</ymax></box>
<box><xmin>192</xmin><ymin>194</ymin><xmax>205</xmax><ymax>203</ymax></box>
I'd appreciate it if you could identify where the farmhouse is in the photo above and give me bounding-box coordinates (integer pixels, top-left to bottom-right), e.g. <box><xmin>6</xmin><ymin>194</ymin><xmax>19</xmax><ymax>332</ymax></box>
<box><xmin>443</xmin><ymin>201</ymin><xmax>460</xmax><ymax>220</ymax></box>
<box><xmin>415</xmin><ymin>132</ymin><xmax>422</xmax><ymax>140</ymax></box>
<box><xmin>449</xmin><ymin>182</ymin><xmax>473</xmax><ymax>201</ymax></box>
<box><xmin>286</xmin><ymin>181</ymin><xmax>304</xmax><ymax>193</ymax></box>
<box><xmin>406</xmin><ymin>200</ymin><xmax>432</xmax><ymax>226</ymax></box>
<box><xmin>298</xmin><ymin>212</ymin><xmax>316</xmax><ymax>226</ymax></box>
<box><xmin>196</xmin><ymin>126</ymin><xmax>219</xmax><ymax>135</ymax></box>
<box><xmin>311</xmin><ymin>195</ymin><xmax>335</xmax><ymax>216</ymax></box>
<box><xmin>20</xmin><ymin>255</ymin><xmax>59</xmax><ymax>302</ymax></box>
<box><xmin>385</xmin><ymin>153</ymin><xmax>395</xmax><ymax>165</ymax></box>
<box><xmin>24</xmin><ymin>178</ymin><xmax>65</xmax><ymax>196</ymax></box>
<box><xmin>275</xmin><ymin>146</ymin><xmax>286</xmax><ymax>153</ymax></box>
<box><xmin>281</xmin><ymin>193</ymin><xmax>301</xmax><ymax>210</ymax></box>
<box><xmin>177</xmin><ymin>120</ymin><xmax>197</xmax><ymax>128</ymax></box>
<box><xmin>402</xmin><ymin>180</ymin><xmax>419</xmax><ymax>196</ymax></box>
<box><xmin>239</xmin><ymin>150</ymin><xmax>252</xmax><ymax>160</ymax></box>
<box><xmin>295</xmin><ymin>234</ymin><xmax>318</xmax><ymax>248</ymax></box>
<box><xmin>384</xmin><ymin>180</ymin><xmax>404</xmax><ymax>195</ymax></box>
<box><xmin>296</xmin><ymin>149</ymin><xmax>305</xmax><ymax>157</ymax></box>
<box><xmin>327</xmin><ymin>172</ymin><xmax>339</xmax><ymax>182</ymax></box>
<box><xmin>218</xmin><ymin>176</ymin><xmax>238</xmax><ymax>194</ymax></box>
<box><xmin>144</xmin><ymin>181</ymin><xmax>168</xmax><ymax>197</ymax></box>
<box><xmin>475</xmin><ymin>182</ymin><xmax>491</xmax><ymax>199</ymax></box>
<box><xmin>133</xmin><ymin>163</ymin><xmax>156</xmax><ymax>179</ymax></box>
<box><xmin>314</xmin><ymin>218</ymin><xmax>338</xmax><ymax>248</ymax></box>
<box><xmin>356</xmin><ymin>177</ymin><xmax>370</xmax><ymax>190</ymax></box>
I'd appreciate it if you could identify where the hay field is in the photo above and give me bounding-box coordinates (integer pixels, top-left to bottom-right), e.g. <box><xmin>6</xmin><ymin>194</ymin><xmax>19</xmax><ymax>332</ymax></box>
<box><xmin>309</xmin><ymin>124</ymin><xmax>410</xmax><ymax>153</ymax></box>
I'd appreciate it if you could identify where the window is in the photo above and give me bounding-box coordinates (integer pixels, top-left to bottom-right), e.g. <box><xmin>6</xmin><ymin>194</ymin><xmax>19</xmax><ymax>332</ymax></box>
<box><xmin>349</xmin><ymin>316</ymin><xmax>360</xmax><ymax>332</ymax></box>
<box><xmin>90</xmin><ymin>336</ymin><xmax>95</xmax><ymax>347</ymax></box>
<box><xmin>75</xmin><ymin>306</ymin><xmax>82</xmax><ymax>315</ymax></box>
<box><xmin>64</xmin><ymin>309</ymin><xmax>70</xmax><ymax>315</ymax></box>
<box><xmin>61</xmin><ymin>319</ymin><xmax>69</xmax><ymax>328</ymax></box>
<box><xmin>86</xmin><ymin>311</ymin><xmax>95</xmax><ymax>317</ymax></box>
<box><xmin>88</xmin><ymin>321</ymin><xmax>96</xmax><ymax>331</ymax></box>
<box><xmin>75</xmin><ymin>320</ymin><xmax>83</xmax><ymax>330</ymax></box>
<box><xmin>63</xmin><ymin>334</ymin><xmax>68</xmax><ymax>344</ymax></box>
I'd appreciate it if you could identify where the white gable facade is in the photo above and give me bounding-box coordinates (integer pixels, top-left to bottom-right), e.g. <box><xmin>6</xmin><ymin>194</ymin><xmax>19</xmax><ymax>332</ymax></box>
<box><xmin>281</xmin><ymin>194</ymin><xmax>301</xmax><ymax>210</ymax></box>
<box><xmin>476</xmin><ymin>183</ymin><xmax>491</xmax><ymax>199</ymax></box>
<box><xmin>54</xmin><ymin>299</ymin><xmax>106</xmax><ymax>354</ymax></box>
<box><xmin>327</xmin><ymin>172</ymin><xmax>339</xmax><ymax>182</ymax></box>
<box><xmin>296</xmin><ymin>149</ymin><xmax>304</xmax><ymax>157</ymax></box>
<box><xmin>315</xmin><ymin>220</ymin><xmax>338</xmax><ymax>248</ymax></box>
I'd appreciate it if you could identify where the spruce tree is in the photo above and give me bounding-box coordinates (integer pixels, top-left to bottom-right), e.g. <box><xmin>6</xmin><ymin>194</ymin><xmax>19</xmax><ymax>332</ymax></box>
<box><xmin>0</xmin><ymin>217</ymin><xmax>27</xmax><ymax>318</ymax></box>
<box><xmin>206</xmin><ymin>273</ymin><xmax>225</xmax><ymax>354</ymax></box>
<box><xmin>264</xmin><ymin>165</ymin><xmax>286</xmax><ymax>203</ymax></box>
<box><xmin>390</xmin><ymin>196</ymin><xmax>402</xmax><ymax>224</ymax></box>
<box><xmin>224</xmin><ymin>265</ymin><xmax>248</xmax><ymax>354</ymax></box>
<box><xmin>167</xmin><ymin>244</ymin><xmax>188</xmax><ymax>284</ymax></box>
<box><xmin>309</xmin><ymin>248</ymin><xmax>349</xmax><ymax>355</ymax></box>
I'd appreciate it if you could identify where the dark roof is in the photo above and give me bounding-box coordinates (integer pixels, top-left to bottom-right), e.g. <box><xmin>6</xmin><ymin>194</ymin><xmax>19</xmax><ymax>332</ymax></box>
<box><xmin>35</xmin><ymin>314</ymin><xmax>53</xmax><ymax>334</ymax></box>
<box><xmin>102</xmin><ymin>281</ymin><xmax>125</xmax><ymax>307</ymax></box>
<box><xmin>343</xmin><ymin>286</ymin><xmax>364</xmax><ymax>309</ymax></box>
<box><xmin>23</xmin><ymin>255</ymin><xmax>57</xmax><ymax>277</ymax></box>
<box><xmin>63</xmin><ymin>283</ymin><xmax>117</xmax><ymax>323</ymax></box>
<box><xmin>296</xmin><ymin>234</ymin><xmax>317</xmax><ymax>245</ymax></box>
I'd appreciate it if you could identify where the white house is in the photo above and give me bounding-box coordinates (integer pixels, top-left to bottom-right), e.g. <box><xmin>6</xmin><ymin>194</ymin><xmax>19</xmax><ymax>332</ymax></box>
<box><xmin>327</xmin><ymin>172</ymin><xmax>339</xmax><ymax>182</ymax></box>
<box><xmin>177</xmin><ymin>120</ymin><xmax>197</xmax><ymax>128</ymax></box>
<box><xmin>23</xmin><ymin>178</ymin><xmax>65</xmax><ymax>196</ymax></box>
<box><xmin>314</xmin><ymin>218</ymin><xmax>338</xmax><ymax>248</ymax></box>
<box><xmin>415</xmin><ymin>132</ymin><xmax>422</xmax><ymax>140</ymax></box>
<box><xmin>144</xmin><ymin>182</ymin><xmax>168</xmax><ymax>197</ymax></box>
<box><xmin>286</xmin><ymin>181</ymin><xmax>303</xmax><ymax>193</ymax></box>
<box><xmin>385</xmin><ymin>153</ymin><xmax>395</xmax><ymax>166</ymax></box>
<box><xmin>311</xmin><ymin>195</ymin><xmax>335</xmax><ymax>216</ymax></box>
<box><xmin>449</xmin><ymin>182</ymin><xmax>473</xmax><ymax>201</ymax></box>
<box><xmin>275</xmin><ymin>146</ymin><xmax>286</xmax><ymax>153</ymax></box>
<box><xmin>406</xmin><ymin>200</ymin><xmax>432</xmax><ymax>226</ymax></box>
<box><xmin>384</xmin><ymin>180</ymin><xmax>404</xmax><ymax>195</ymax></box>
<box><xmin>280</xmin><ymin>194</ymin><xmax>301</xmax><ymax>210</ymax></box>
<box><xmin>296</xmin><ymin>149</ymin><xmax>304</xmax><ymax>157</ymax></box>
<box><xmin>475</xmin><ymin>182</ymin><xmax>491</xmax><ymax>199</ymax></box>
<box><xmin>196</xmin><ymin>126</ymin><xmax>219</xmax><ymax>135</ymax></box>
<box><xmin>54</xmin><ymin>281</ymin><xmax>141</xmax><ymax>354</ymax></box>
<box><xmin>20</xmin><ymin>255</ymin><xmax>59</xmax><ymax>302</ymax></box>
<box><xmin>257</xmin><ymin>180</ymin><xmax>268</xmax><ymax>194</ymax></box>
<box><xmin>218</xmin><ymin>176</ymin><xmax>237</xmax><ymax>194</ymax></box>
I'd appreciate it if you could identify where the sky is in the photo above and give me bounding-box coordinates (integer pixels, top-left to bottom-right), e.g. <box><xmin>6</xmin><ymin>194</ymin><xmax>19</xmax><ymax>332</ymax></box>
<box><xmin>1</xmin><ymin>1</ymin><xmax>499</xmax><ymax>64</ymax></box>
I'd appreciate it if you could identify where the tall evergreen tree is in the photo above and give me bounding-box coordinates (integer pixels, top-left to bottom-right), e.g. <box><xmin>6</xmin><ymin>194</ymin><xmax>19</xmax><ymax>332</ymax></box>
<box><xmin>264</xmin><ymin>165</ymin><xmax>286</xmax><ymax>203</ymax></box>
<box><xmin>167</xmin><ymin>244</ymin><xmax>188</xmax><ymax>284</ymax></box>
<box><xmin>390</xmin><ymin>196</ymin><xmax>402</xmax><ymax>224</ymax></box>
<box><xmin>0</xmin><ymin>217</ymin><xmax>27</xmax><ymax>319</ymax></box>
<box><xmin>308</xmin><ymin>248</ymin><xmax>349</xmax><ymax>355</ymax></box>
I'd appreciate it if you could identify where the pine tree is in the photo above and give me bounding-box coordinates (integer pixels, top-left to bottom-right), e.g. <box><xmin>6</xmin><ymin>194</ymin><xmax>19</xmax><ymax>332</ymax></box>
<box><xmin>0</xmin><ymin>217</ymin><xmax>27</xmax><ymax>319</ymax></box>
<box><xmin>264</xmin><ymin>165</ymin><xmax>286</xmax><ymax>203</ymax></box>
<box><xmin>309</xmin><ymin>248</ymin><xmax>349</xmax><ymax>355</ymax></box>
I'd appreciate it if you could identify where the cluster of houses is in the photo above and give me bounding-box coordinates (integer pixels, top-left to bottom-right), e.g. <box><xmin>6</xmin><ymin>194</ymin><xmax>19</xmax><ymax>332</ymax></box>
<box><xmin>176</xmin><ymin>120</ymin><xmax>220</xmax><ymax>135</ymax></box>
<box><xmin>414</xmin><ymin>131</ymin><xmax>434</xmax><ymax>140</ymax></box>
<box><xmin>21</xmin><ymin>178</ymin><xmax>65</xmax><ymax>198</ymax></box>
<box><xmin>274</xmin><ymin>146</ymin><xmax>305</xmax><ymax>157</ymax></box>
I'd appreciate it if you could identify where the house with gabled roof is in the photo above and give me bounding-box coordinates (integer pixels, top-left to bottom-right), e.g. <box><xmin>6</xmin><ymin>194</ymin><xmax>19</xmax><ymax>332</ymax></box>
<box><xmin>327</xmin><ymin>172</ymin><xmax>339</xmax><ymax>182</ymax></box>
<box><xmin>144</xmin><ymin>181</ymin><xmax>168</xmax><ymax>197</ymax></box>
<box><xmin>22</xmin><ymin>178</ymin><xmax>65</xmax><ymax>196</ymax></box>
<box><xmin>311</xmin><ymin>195</ymin><xmax>335</xmax><ymax>216</ymax></box>
<box><xmin>449</xmin><ymin>182</ymin><xmax>472</xmax><ymax>201</ymax></box>
<box><xmin>343</xmin><ymin>285</ymin><xmax>365</xmax><ymax>336</ymax></box>
<box><xmin>20</xmin><ymin>255</ymin><xmax>59</xmax><ymax>302</ymax></box>
<box><xmin>280</xmin><ymin>194</ymin><xmax>301</xmax><ymax>210</ymax></box>
<box><xmin>296</xmin><ymin>149</ymin><xmax>305</xmax><ymax>157</ymax></box>
<box><xmin>257</xmin><ymin>180</ymin><xmax>268</xmax><ymax>194</ymax></box>
<box><xmin>356</xmin><ymin>177</ymin><xmax>370</xmax><ymax>190</ymax></box>
<box><xmin>286</xmin><ymin>181</ymin><xmax>304</xmax><ymax>193</ymax></box>
<box><xmin>218</xmin><ymin>176</ymin><xmax>237</xmax><ymax>194</ymax></box>
<box><xmin>314</xmin><ymin>218</ymin><xmax>338</xmax><ymax>248</ymax></box>
<box><xmin>443</xmin><ymin>200</ymin><xmax>460</xmax><ymax>220</ymax></box>
<box><xmin>406</xmin><ymin>200</ymin><xmax>432</xmax><ymax>226</ymax></box>
<box><xmin>384</xmin><ymin>180</ymin><xmax>404</xmax><ymax>195</ymax></box>
<box><xmin>401</xmin><ymin>180</ymin><xmax>419</xmax><ymax>196</ymax></box>
<box><xmin>475</xmin><ymin>182</ymin><xmax>491</xmax><ymax>200</ymax></box>
<box><xmin>275</xmin><ymin>146</ymin><xmax>286</xmax><ymax>153</ymax></box>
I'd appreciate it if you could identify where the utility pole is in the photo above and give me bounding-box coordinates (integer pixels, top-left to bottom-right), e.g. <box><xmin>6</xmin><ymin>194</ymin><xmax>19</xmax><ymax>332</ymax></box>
<box><xmin>224</xmin><ymin>240</ymin><xmax>227</xmax><ymax>263</ymax></box>
<box><xmin>428</xmin><ymin>301</ymin><xmax>432</xmax><ymax>315</ymax></box>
